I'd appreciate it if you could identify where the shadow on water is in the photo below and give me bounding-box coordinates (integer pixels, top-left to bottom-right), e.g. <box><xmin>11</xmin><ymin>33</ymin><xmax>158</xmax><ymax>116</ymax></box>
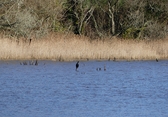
<box><xmin>0</xmin><ymin>60</ymin><xmax>168</xmax><ymax>117</ymax></box>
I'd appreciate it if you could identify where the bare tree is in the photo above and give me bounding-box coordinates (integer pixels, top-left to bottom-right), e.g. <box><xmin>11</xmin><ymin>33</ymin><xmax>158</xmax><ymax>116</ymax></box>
<box><xmin>0</xmin><ymin>0</ymin><xmax>66</xmax><ymax>38</ymax></box>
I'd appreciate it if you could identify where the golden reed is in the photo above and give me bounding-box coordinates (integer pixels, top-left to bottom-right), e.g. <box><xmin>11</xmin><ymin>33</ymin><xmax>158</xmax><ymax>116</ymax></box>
<box><xmin>0</xmin><ymin>33</ymin><xmax>168</xmax><ymax>61</ymax></box>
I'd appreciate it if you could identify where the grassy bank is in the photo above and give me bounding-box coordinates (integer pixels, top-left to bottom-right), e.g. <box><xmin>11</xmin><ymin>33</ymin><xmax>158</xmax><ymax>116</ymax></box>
<box><xmin>0</xmin><ymin>33</ymin><xmax>168</xmax><ymax>61</ymax></box>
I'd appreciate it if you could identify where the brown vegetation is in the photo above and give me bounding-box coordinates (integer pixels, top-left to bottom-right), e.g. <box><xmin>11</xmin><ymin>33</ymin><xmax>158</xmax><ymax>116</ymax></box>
<box><xmin>1</xmin><ymin>33</ymin><xmax>168</xmax><ymax>61</ymax></box>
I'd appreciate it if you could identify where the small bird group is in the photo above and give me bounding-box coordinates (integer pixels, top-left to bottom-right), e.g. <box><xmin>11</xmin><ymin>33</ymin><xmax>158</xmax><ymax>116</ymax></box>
<box><xmin>20</xmin><ymin>60</ymin><xmax>38</xmax><ymax>65</ymax></box>
<box><xmin>96</xmin><ymin>65</ymin><xmax>106</xmax><ymax>71</ymax></box>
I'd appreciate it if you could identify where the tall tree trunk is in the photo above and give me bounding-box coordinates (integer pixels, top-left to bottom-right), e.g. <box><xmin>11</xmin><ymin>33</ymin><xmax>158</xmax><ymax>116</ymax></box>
<box><xmin>108</xmin><ymin>2</ymin><xmax>116</xmax><ymax>35</ymax></box>
<box><xmin>111</xmin><ymin>6</ymin><xmax>115</xmax><ymax>35</ymax></box>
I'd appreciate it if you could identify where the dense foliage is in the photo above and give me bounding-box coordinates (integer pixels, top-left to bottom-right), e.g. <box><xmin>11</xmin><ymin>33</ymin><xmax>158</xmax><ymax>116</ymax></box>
<box><xmin>0</xmin><ymin>0</ymin><xmax>168</xmax><ymax>39</ymax></box>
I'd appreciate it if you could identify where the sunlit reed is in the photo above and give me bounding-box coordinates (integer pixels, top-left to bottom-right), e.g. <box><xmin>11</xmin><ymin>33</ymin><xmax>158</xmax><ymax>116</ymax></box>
<box><xmin>0</xmin><ymin>33</ymin><xmax>168</xmax><ymax>61</ymax></box>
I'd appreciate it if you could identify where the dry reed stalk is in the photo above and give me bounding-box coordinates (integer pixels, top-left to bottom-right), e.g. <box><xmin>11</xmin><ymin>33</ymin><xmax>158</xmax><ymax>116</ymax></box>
<box><xmin>0</xmin><ymin>33</ymin><xmax>168</xmax><ymax>61</ymax></box>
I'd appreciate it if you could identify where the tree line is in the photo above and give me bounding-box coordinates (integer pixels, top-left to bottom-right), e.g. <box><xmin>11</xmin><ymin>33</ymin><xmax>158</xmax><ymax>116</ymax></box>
<box><xmin>0</xmin><ymin>0</ymin><xmax>168</xmax><ymax>39</ymax></box>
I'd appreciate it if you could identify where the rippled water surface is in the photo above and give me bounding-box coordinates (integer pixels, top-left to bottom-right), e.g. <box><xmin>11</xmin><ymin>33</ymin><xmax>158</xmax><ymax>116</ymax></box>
<box><xmin>0</xmin><ymin>60</ymin><xmax>168</xmax><ymax>117</ymax></box>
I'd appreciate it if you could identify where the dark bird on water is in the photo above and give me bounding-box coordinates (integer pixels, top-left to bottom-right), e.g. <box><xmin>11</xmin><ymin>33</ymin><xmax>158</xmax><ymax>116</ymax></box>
<box><xmin>104</xmin><ymin>65</ymin><xmax>106</xmax><ymax>71</ymax></box>
<box><xmin>76</xmin><ymin>61</ymin><xmax>79</xmax><ymax>71</ymax></box>
<box><xmin>156</xmin><ymin>58</ymin><xmax>158</xmax><ymax>62</ymax></box>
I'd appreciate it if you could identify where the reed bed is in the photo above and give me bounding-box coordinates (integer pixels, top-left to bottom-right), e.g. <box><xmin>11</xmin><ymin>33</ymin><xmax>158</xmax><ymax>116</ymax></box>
<box><xmin>0</xmin><ymin>33</ymin><xmax>168</xmax><ymax>61</ymax></box>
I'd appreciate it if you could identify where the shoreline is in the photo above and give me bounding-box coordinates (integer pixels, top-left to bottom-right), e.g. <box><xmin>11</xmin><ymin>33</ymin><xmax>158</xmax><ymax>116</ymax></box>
<box><xmin>3</xmin><ymin>56</ymin><xmax>167</xmax><ymax>61</ymax></box>
<box><xmin>0</xmin><ymin>59</ymin><xmax>168</xmax><ymax>65</ymax></box>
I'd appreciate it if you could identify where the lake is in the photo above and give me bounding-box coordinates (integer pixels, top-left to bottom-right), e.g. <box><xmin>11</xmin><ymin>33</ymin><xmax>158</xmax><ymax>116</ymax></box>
<box><xmin>0</xmin><ymin>60</ymin><xmax>168</xmax><ymax>117</ymax></box>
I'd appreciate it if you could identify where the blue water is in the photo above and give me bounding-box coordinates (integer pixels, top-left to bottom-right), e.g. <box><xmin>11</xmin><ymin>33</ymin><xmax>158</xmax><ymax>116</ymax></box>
<box><xmin>0</xmin><ymin>60</ymin><xmax>168</xmax><ymax>117</ymax></box>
